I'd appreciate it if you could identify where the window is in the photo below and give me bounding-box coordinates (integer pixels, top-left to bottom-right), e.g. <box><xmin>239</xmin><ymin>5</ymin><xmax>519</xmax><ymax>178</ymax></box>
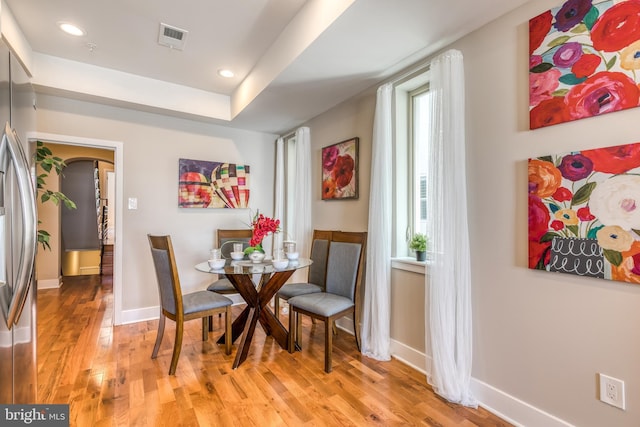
<box><xmin>393</xmin><ymin>69</ymin><xmax>430</xmax><ymax>259</ymax></box>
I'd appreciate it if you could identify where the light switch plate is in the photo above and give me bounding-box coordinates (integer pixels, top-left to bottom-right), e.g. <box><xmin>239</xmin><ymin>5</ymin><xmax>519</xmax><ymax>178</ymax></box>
<box><xmin>128</xmin><ymin>197</ymin><xmax>137</xmax><ymax>210</ymax></box>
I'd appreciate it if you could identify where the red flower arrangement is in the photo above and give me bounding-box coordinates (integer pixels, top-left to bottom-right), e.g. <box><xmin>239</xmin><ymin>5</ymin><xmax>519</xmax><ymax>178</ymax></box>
<box><xmin>244</xmin><ymin>210</ymin><xmax>280</xmax><ymax>254</ymax></box>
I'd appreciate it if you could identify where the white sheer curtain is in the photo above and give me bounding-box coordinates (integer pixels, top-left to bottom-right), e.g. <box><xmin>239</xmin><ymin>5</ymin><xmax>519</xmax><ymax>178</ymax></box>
<box><xmin>273</xmin><ymin>137</ymin><xmax>285</xmax><ymax>255</ymax></box>
<box><xmin>293</xmin><ymin>127</ymin><xmax>312</xmax><ymax>258</ymax></box>
<box><xmin>362</xmin><ymin>83</ymin><xmax>393</xmax><ymax>361</ymax></box>
<box><xmin>425</xmin><ymin>49</ymin><xmax>476</xmax><ymax>407</ymax></box>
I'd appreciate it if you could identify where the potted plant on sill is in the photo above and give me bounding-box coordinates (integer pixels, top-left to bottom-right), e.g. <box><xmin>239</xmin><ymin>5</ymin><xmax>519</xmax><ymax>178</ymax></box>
<box><xmin>409</xmin><ymin>233</ymin><xmax>428</xmax><ymax>262</ymax></box>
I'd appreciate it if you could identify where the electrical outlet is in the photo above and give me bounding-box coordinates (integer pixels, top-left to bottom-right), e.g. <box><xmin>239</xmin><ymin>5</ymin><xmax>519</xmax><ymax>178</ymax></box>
<box><xmin>599</xmin><ymin>373</ymin><xmax>626</xmax><ymax>410</ymax></box>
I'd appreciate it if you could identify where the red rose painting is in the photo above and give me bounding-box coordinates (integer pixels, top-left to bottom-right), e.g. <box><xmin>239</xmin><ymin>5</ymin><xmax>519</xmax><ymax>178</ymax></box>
<box><xmin>529</xmin><ymin>0</ymin><xmax>640</xmax><ymax>129</ymax></box>
<box><xmin>321</xmin><ymin>138</ymin><xmax>358</xmax><ymax>200</ymax></box>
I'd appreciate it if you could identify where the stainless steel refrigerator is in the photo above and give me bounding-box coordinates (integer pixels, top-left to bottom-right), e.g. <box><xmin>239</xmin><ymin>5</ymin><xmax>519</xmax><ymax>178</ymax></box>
<box><xmin>0</xmin><ymin>41</ymin><xmax>38</xmax><ymax>404</ymax></box>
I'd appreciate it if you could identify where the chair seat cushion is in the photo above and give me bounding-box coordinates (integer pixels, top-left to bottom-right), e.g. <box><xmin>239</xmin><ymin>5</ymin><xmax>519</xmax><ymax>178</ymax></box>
<box><xmin>277</xmin><ymin>283</ymin><xmax>322</xmax><ymax>299</ymax></box>
<box><xmin>181</xmin><ymin>291</ymin><xmax>232</xmax><ymax>315</ymax></box>
<box><xmin>287</xmin><ymin>292</ymin><xmax>354</xmax><ymax>317</ymax></box>
<box><xmin>206</xmin><ymin>278</ymin><xmax>236</xmax><ymax>293</ymax></box>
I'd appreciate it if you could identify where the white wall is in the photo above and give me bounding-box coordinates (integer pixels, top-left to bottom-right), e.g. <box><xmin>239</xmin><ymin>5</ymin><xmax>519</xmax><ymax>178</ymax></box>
<box><xmin>301</xmin><ymin>1</ymin><xmax>640</xmax><ymax>426</ymax></box>
<box><xmin>35</xmin><ymin>93</ymin><xmax>276</xmax><ymax>315</ymax></box>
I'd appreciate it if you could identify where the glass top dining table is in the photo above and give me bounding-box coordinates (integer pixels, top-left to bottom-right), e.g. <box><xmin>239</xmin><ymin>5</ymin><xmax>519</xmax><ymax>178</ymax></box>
<box><xmin>195</xmin><ymin>258</ymin><xmax>312</xmax><ymax>369</ymax></box>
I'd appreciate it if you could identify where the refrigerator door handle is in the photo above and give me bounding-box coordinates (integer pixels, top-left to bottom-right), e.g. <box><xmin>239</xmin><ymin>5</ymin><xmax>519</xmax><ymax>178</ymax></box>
<box><xmin>3</xmin><ymin>122</ymin><xmax>36</xmax><ymax>328</ymax></box>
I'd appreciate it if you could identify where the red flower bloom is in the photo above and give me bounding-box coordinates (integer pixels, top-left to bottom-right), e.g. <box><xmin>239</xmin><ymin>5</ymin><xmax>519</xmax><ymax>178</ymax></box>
<box><xmin>552</xmin><ymin>186</ymin><xmax>573</xmax><ymax>202</ymax></box>
<box><xmin>529</xmin><ymin>240</ymin><xmax>551</xmax><ymax>269</ymax></box>
<box><xmin>571</xmin><ymin>54</ymin><xmax>601</xmax><ymax>78</ymax></box>
<box><xmin>530</xmin><ymin>97</ymin><xmax>570</xmax><ymax>129</ymax></box>
<box><xmin>581</xmin><ymin>142</ymin><xmax>640</xmax><ymax>174</ymax></box>
<box><xmin>332</xmin><ymin>154</ymin><xmax>355</xmax><ymax>188</ymax></box>
<box><xmin>577</xmin><ymin>206</ymin><xmax>596</xmax><ymax>221</ymax></box>
<box><xmin>529</xmin><ymin>10</ymin><xmax>552</xmax><ymax>55</ymax></box>
<box><xmin>566</xmin><ymin>71</ymin><xmax>640</xmax><ymax>120</ymax></box>
<box><xmin>551</xmin><ymin>220</ymin><xmax>565</xmax><ymax>231</ymax></box>
<box><xmin>529</xmin><ymin>195</ymin><xmax>551</xmax><ymax>241</ymax></box>
<box><xmin>591</xmin><ymin>0</ymin><xmax>640</xmax><ymax>52</ymax></box>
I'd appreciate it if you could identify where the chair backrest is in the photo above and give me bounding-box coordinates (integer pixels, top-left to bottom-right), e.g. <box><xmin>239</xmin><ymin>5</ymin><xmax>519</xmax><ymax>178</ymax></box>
<box><xmin>325</xmin><ymin>231</ymin><xmax>367</xmax><ymax>301</ymax></box>
<box><xmin>307</xmin><ymin>229</ymin><xmax>332</xmax><ymax>287</ymax></box>
<box><xmin>148</xmin><ymin>235</ymin><xmax>182</xmax><ymax>316</ymax></box>
<box><xmin>217</xmin><ymin>229</ymin><xmax>252</xmax><ymax>259</ymax></box>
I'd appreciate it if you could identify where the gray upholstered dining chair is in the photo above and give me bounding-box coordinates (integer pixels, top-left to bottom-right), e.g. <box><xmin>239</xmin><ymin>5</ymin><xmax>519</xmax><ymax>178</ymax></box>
<box><xmin>274</xmin><ymin>229</ymin><xmax>332</xmax><ymax>318</ymax></box>
<box><xmin>148</xmin><ymin>234</ymin><xmax>232</xmax><ymax>375</ymax></box>
<box><xmin>207</xmin><ymin>229</ymin><xmax>252</xmax><ymax>295</ymax></box>
<box><xmin>287</xmin><ymin>231</ymin><xmax>367</xmax><ymax>373</ymax></box>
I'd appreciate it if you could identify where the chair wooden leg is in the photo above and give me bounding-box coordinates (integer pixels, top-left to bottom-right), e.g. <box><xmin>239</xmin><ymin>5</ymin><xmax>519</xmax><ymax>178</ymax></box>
<box><xmin>224</xmin><ymin>306</ymin><xmax>232</xmax><ymax>355</ymax></box>
<box><xmin>208</xmin><ymin>315</ymin><xmax>213</xmax><ymax>332</ymax></box>
<box><xmin>169</xmin><ymin>320</ymin><xmax>184</xmax><ymax>375</ymax></box>
<box><xmin>332</xmin><ymin>321</ymin><xmax>337</xmax><ymax>335</ymax></box>
<box><xmin>202</xmin><ymin>316</ymin><xmax>209</xmax><ymax>341</ymax></box>
<box><xmin>274</xmin><ymin>297</ymin><xmax>280</xmax><ymax>320</ymax></box>
<box><xmin>288</xmin><ymin>309</ymin><xmax>296</xmax><ymax>353</ymax></box>
<box><xmin>152</xmin><ymin>313</ymin><xmax>166</xmax><ymax>359</ymax></box>
<box><xmin>352</xmin><ymin>314</ymin><xmax>360</xmax><ymax>351</ymax></box>
<box><xmin>324</xmin><ymin>318</ymin><xmax>333</xmax><ymax>373</ymax></box>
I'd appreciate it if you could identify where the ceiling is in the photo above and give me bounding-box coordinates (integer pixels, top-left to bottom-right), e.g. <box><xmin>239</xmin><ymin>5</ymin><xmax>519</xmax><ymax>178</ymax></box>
<box><xmin>5</xmin><ymin>0</ymin><xmax>533</xmax><ymax>135</ymax></box>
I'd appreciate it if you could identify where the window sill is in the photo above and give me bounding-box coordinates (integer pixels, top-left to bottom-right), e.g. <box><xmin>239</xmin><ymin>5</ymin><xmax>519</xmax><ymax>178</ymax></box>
<box><xmin>391</xmin><ymin>257</ymin><xmax>428</xmax><ymax>275</ymax></box>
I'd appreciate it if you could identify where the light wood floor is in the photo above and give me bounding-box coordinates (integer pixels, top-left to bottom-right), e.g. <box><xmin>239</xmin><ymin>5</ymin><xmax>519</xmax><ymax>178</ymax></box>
<box><xmin>37</xmin><ymin>274</ymin><xmax>512</xmax><ymax>427</ymax></box>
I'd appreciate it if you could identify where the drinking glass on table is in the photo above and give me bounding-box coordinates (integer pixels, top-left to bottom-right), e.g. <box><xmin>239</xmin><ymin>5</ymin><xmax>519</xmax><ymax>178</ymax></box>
<box><xmin>210</xmin><ymin>248</ymin><xmax>222</xmax><ymax>260</ymax></box>
<box><xmin>233</xmin><ymin>243</ymin><xmax>243</xmax><ymax>253</ymax></box>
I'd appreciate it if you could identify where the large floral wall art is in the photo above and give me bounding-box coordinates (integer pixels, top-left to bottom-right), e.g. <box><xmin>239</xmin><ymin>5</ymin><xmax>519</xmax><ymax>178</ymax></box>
<box><xmin>529</xmin><ymin>142</ymin><xmax>640</xmax><ymax>284</ymax></box>
<box><xmin>529</xmin><ymin>0</ymin><xmax>640</xmax><ymax>129</ymax></box>
<box><xmin>178</xmin><ymin>158</ymin><xmax>250</xmax><ymax>208</ymax></box>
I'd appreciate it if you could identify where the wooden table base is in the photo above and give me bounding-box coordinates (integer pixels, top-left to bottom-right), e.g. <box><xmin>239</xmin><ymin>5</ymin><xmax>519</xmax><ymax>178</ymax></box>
<box><xmin>216</xmin><ymin>268</ymin><xmax>295</xmax><ymax>369</ymax></box>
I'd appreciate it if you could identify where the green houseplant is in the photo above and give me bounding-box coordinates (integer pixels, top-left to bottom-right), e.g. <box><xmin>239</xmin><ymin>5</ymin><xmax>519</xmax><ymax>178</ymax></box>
<box><xmin>409</xmin><ymin>233</ymin><xmax>428</xmax><ymax>261</ymax></box>
<box><xmin>35</xmin><ymin>140</ymin><xmax>76</xmax><ymax>250</ymax></box>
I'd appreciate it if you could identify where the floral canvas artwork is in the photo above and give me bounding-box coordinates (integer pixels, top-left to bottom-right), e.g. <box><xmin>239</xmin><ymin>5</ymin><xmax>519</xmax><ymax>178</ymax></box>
<box><xmin>178</xmin><ymin>158</ymin><xmax>250</xmax><ymax>208</ymax></box>
<box><xmin>322</xmin><ymin>137</ymin><xmax>358</xmax><ymax>200</ymax></box>
<box><xmin>528</xmin><ymin>142</ymin><xmax>640</xmax><ymax>284</ymax></box>
<box><xmin>529</xmin><ymin>0</ymin><xmax>640</xmax><ymax>129</ymax></box>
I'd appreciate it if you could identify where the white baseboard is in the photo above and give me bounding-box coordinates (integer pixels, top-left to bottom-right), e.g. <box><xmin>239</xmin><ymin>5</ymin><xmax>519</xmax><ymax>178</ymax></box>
<box><xmin>390</xmin><ymin>338</ymin><xmax>430</xmax><ymax>375</ymax></box>
<box><xmin>37</xmin><ymin>278</ymin><xmax>61</xmax><ymax>289</ymax></box>
<box><xmin>387</xmin><ymin>339</ymin><xmax>572</xmax><ymax>427</ymax></box>
<box><xmin>119</xmin><ymin>306</ymin><xmax>159</xmax><ymax>325</ymax></box>
<box><xmin>471</xmin><ymin>378</ymin><xmax>575</xmax><ymax>427</ymax></box>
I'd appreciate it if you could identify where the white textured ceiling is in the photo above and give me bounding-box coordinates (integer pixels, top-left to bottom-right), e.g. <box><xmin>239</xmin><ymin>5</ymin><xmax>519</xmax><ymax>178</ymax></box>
<box><xmin>5</xmin><ymin>0</ymin><xmax>534</xmax><ymax>134</ymax></box>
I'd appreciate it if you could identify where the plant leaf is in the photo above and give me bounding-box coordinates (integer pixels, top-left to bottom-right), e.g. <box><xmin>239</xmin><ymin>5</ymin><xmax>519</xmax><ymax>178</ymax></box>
<box><xmin>603</xmin><ymin>249</ymin><xmax>623</xmax><ymax>266</ymax></box>
<box><xmin>552</xmin><ymin>89</ymin><xmax>569</xmax><ymax>97</ymax></box>
<box><xmin>540</xmin><ymin>232</ymin><xmax>560</xmax><ymax>243</ymax></box>
<box><xmin>570</xmin><ymin>23</ymin><xmax>587</xmax><ymax>33</ymax></box>
<box><xmin>530</xmin><ymin>62</ymin><xmax>553</xmax><ymax>73</ymax></box>
<box><xmin>572</xmin><ymin>182</ymin><xmax>597</xmax><ymax>206</ymax></box>
<box><xmin>549</xmin><ymin>203</ymin><xmax>561</xmax><ymax>213</ymax></box>
<box><xmin>538</xmin><ymin>155</ymin><xmax>553</xmax><ymax>163</ymax></box>
<box><xmin>606</xmin><ymin>55</ymin><xmax>617</xmax><ymax>70</ymax></box>
<box><xmin>559</xmin><ymin>73</ymin><xmax>587</xmax><ymax>85</ymax></box>
<box><xmin>584</xmin><ymin>7</ymin><xmax>600</xmax><ymax>30</ymax></box>
<box><xmin>587</xmin><ymin>225</ymin><xmax>603</xmax><ymax>240</ymax></box>
<box><xmin>566</xmin><ymin>225</ymin><xmax>579</xmax><ymax>236</ymax></box>
<box><xmin>548</xmin><ymin>36</ymin><xmax>571</xmax><ymax>48</ymax></box>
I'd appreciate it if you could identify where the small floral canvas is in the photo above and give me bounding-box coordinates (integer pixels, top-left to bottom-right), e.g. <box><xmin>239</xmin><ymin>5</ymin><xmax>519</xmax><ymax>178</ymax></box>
<box><xmin>529</xmin><ymin>0</ymin><xmax>640</xmax><ymax>129</ymax></box>
<box><xmin>321</xmin><ymin>137</ymin><xmax>358</xmax><ymax>200</ymax></box>
<box><xmin>529</xmin><ymin>141</ymin><xmax>640</xmax><ymax>284</ymax></box>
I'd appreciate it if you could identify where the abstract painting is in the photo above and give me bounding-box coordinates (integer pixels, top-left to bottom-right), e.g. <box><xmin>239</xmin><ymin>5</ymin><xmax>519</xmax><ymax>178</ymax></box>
<box><xmin>178</xmin><ymin>158</ymin><xmax>250</xmax><ymax>208</ymax></box>
<box><xmin>528</xmin><ymin>141</ymin><xmax>640</xmax><ymax>284</ymax></box>
<box><xmin>321</xmin><ymin>137</ymin><xmax>358</xmax><ymax>200</ymax></box>
<box><xmin>529</xmin><ymin>0</ymin><xmax>640</xmax><ymax>129</ymax></box>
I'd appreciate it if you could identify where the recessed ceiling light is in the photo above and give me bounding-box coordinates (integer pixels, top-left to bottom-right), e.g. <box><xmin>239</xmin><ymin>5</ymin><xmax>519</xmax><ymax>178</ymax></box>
<box><xmin>58</xmin><ymin>22</ymin><xmax>85</xmax><ymax>37</ymax></box>
<box><xmin>217</xmin><ymin>69</ymin><xmax>234</xmax><ymax>78</ymax></box>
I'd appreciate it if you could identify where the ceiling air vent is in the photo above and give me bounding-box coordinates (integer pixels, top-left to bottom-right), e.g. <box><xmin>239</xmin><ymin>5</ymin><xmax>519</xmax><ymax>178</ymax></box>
<box><xmin>158</xmin><ymin>23</ymin><xmax>188</xmax><ymax>50</ymax></box>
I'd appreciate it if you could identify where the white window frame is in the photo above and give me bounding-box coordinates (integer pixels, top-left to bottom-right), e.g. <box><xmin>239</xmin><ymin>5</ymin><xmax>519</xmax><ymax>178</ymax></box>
<box><xmin>392</xmin><ymin>69</ymin><xmax>430</xmax><ymax>266</ymax></box>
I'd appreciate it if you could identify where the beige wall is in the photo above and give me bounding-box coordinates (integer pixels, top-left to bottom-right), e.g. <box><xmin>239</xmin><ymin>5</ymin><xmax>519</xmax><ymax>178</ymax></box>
<box><xmin>299</xmin><ymin>1</ymin><xmax>640</xmax><ymax>425</ymax></box>
<box><xmin>35</xmin><ymin>94</ymin><xmax>277</xmax><ymax>313</ymax></box>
